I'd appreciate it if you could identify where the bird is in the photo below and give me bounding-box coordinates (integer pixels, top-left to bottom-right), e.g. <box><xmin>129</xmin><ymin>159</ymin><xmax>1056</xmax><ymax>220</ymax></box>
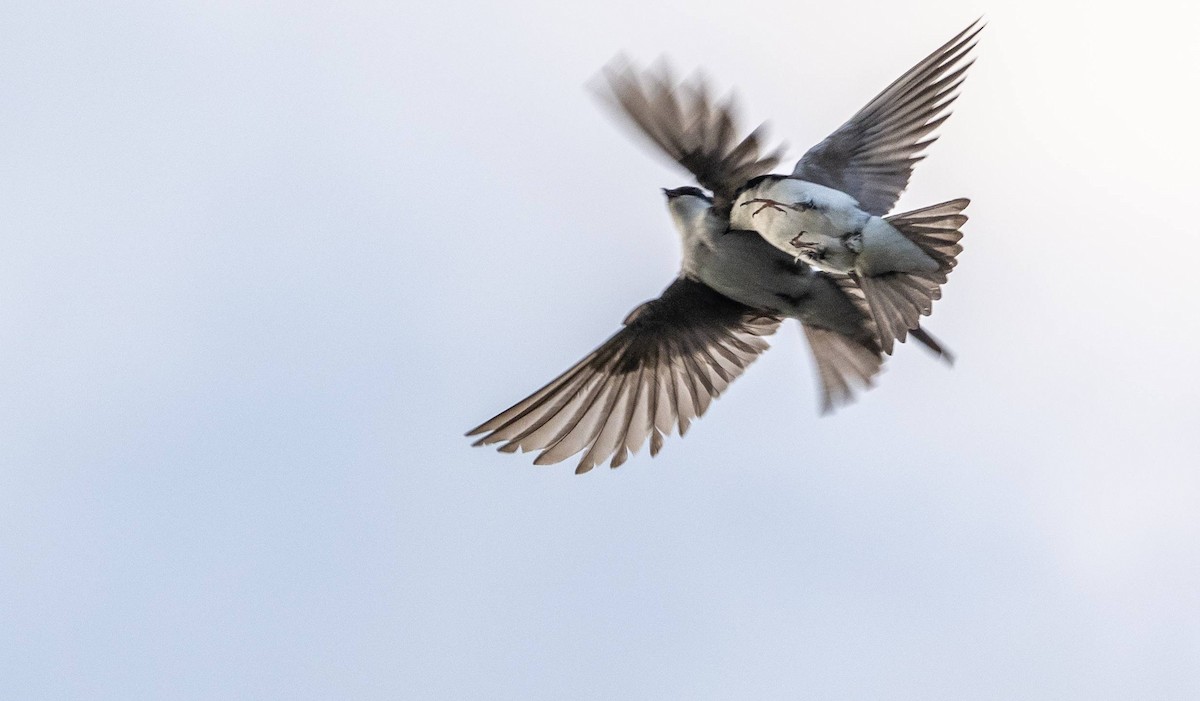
<box><xmin>467</xmin><ymin>21</ymin><xmax>980</xmax><ymax>473</ymax></box>
<box><xmin>617</xmin><ymin>21</ymin><xmax>979</xmax><ymax>355</ymax></box>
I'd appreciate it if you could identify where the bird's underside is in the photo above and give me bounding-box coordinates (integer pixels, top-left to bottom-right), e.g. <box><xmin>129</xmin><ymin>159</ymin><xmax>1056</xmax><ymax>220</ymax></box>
<box><xmin>469</xmin><ymin>20</ymin><xmax>981</xmax><ymax>472</ymax></box>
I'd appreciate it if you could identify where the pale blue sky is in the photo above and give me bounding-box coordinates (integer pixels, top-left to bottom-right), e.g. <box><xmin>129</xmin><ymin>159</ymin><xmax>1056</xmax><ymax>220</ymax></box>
<box><xmin>2</xmin><ymin>1</ymin><xmax>1198</xmax><ymax>699</ymax></box>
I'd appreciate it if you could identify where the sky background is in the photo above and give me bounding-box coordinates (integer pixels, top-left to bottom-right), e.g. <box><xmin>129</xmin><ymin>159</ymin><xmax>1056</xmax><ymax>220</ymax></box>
<box><xmin>2</xmin><ymin>1</ymin><xmax>1198</xmax><ymax>699</ymax></box>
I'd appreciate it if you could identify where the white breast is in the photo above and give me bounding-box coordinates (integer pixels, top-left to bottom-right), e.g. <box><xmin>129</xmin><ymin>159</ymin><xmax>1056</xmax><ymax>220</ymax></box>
<box><xmin>730</xmin><ymin>179</ymin><xmax>869</xmax><ymax>271</ymax></box>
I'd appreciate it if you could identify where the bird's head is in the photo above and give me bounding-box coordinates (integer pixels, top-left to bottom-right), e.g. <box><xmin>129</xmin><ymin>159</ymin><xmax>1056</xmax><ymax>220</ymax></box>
<box><xmin>661</xmin><ymin>186</ymin><xmax>715</xmax><ymax>244</ymax></box>
<box><xmin>662</xmin><ymin>186</ymin><xmax>713</xmax><ymax>221</ymax></box>
<box><xmin>661</xmin><ymin>186</ymin><xmax>712</xmax><ymax>203</ymax></box>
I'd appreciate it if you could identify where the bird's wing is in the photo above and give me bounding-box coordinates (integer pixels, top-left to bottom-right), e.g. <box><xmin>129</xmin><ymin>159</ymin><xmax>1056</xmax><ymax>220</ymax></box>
<box><xmin>467</xmin><ymin>277</ymin><xmax>782</xmax><ymax>473</ymax></box>
<box><xmin>594</xmin><ymin>59</ymin><xmax>785</xmax><ymax>212</ymax></box>
<box><xmin>791</xmin><ymin>20</ymin><xmax>982</xmax><ymax>216</ymax></box>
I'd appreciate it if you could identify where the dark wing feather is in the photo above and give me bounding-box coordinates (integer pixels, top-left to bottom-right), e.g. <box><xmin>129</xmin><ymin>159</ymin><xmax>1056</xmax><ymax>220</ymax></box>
<box><xmin>792</xmin><ymin>20</ymin><xmax>982</xmax><ymax>215</ymax></box>
<box><xmin>594</xmin><ymin>59</ymin><xmax>785</xmax><ymax>212</ymax></box>
<box><xmin>467</xmin><ymin>278</ymin><xmax>782</xmax><ymax>473</ymax></box>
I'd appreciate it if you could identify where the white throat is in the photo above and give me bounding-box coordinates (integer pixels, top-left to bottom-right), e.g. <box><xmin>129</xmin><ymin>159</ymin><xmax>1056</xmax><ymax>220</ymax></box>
<box><xmin>667</xmin><ymin>195</ymin><xmax>716</xmax><ymax>248</ymax></box>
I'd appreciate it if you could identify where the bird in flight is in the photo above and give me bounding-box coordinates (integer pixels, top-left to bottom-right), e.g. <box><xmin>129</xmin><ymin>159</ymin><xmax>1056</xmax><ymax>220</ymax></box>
<box><xmin>468</xmin><ymin>20</ymin><xmax>981</xmax><ymax>473</ymax></box>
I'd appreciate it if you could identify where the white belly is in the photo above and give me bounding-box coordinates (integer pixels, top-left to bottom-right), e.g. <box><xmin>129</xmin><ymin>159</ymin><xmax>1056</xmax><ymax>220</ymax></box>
<box><xmin>856</xmin><ymin>216</ymin><xmax>940</xmax><ymax>276</ymax></box>
<box><xmin>731</xmin><ymin>178</ymin><xmax>870</xmax><ymax>273</ymax></box>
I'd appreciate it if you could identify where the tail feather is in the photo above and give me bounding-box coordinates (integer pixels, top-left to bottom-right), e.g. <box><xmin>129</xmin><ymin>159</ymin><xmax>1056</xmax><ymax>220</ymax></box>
<box><xmin>802</xmin><ymin>324</ymin><xmax>883</xmax><ymax>415</ymax></box>
<box><xmin>909</xmin><ymin>325</ymin><xmax>955</xmax><ymax>365</ymax></box>
<box><xmin>886</xmin><ymin>198</ymin><xmax>968</xmax><ymax>279</ymax></box>
<box><xmin>858</xmin><ymin>198</ymin><xmax>969</xmax><ymax>354</ymax></box>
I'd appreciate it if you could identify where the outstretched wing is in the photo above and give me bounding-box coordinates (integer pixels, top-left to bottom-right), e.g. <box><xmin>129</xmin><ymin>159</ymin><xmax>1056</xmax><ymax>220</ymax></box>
<box><xmin>792</xmin><ymin>20</ymin><xmax>982</xmax><ymax>216</ymax></box>
<box><xmin>594</xmin><ymin>59</ymin><xmax>785</xmax><ymax>212</ymax></box>
<box><xmin>467</xmin><ymin>277</ymin><xmax>782</xmax><ymax>473</ymax></box>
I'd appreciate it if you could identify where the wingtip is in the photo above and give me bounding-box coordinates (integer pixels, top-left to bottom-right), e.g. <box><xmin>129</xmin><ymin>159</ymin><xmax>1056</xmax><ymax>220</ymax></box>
<box><xmin>962</xmin><ymin>19</ymin><xmax>987</xmax><ymax>46</ymax></box>
<box><xmin>962</xmin><ymin>16</ymin><xmax>987</xmax><ymax>36</ymax></box>
<box><xmin>532</xmin><ymin>450</ymin><xmax>560</xmax><ymax>466</ymax></box>
<box><xmin>647</xmin><ymin>55</ymin><xmax>677</xmax><ymax>83</ymax></box>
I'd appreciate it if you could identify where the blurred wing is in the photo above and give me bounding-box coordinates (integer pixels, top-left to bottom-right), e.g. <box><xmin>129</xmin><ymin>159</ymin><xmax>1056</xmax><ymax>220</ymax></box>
<box><xmin>467</xmin><ymin>277</ymin><xmax>782</xmax><ymax>473</ymax></box>
<box><xmin>803</xmin><ymin>324</ymin><xmax>884</xmax><ymax>414</ymax></box>
<box><xmin>594</xmin><ymin>59</ymin><xmax>785</xmax><ymax>211</ymax></box>
<box><xmin>792</xmin><ymin>20</ymin><xmax>982</xmax><ymax>215</ymax></box>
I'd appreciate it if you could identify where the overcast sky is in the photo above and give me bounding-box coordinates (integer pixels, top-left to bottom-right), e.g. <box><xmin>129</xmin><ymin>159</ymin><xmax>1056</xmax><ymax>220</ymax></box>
<box><xmin>2</xmin><ymin>1</ymin><xmax>1198</xmax><ymax>699</ymax></box>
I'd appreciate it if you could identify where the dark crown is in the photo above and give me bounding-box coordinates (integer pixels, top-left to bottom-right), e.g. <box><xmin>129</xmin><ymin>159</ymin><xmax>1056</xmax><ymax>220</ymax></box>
<box><xmin>661</xmin><ymin>186</ymin><xmax>712</xmax><ymax>202</ymax></box>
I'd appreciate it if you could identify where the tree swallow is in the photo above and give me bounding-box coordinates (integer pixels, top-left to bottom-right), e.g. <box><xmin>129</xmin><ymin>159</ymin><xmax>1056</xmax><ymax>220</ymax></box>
<box><xmin>726</xmin><ymin>22</ymin><xmax>979</xmax><ymax>351</ymax></box>
<box><xmin>468</xmin><ymin>21</ymin><xmax>980</xmax><ymax>473</ymax></box>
